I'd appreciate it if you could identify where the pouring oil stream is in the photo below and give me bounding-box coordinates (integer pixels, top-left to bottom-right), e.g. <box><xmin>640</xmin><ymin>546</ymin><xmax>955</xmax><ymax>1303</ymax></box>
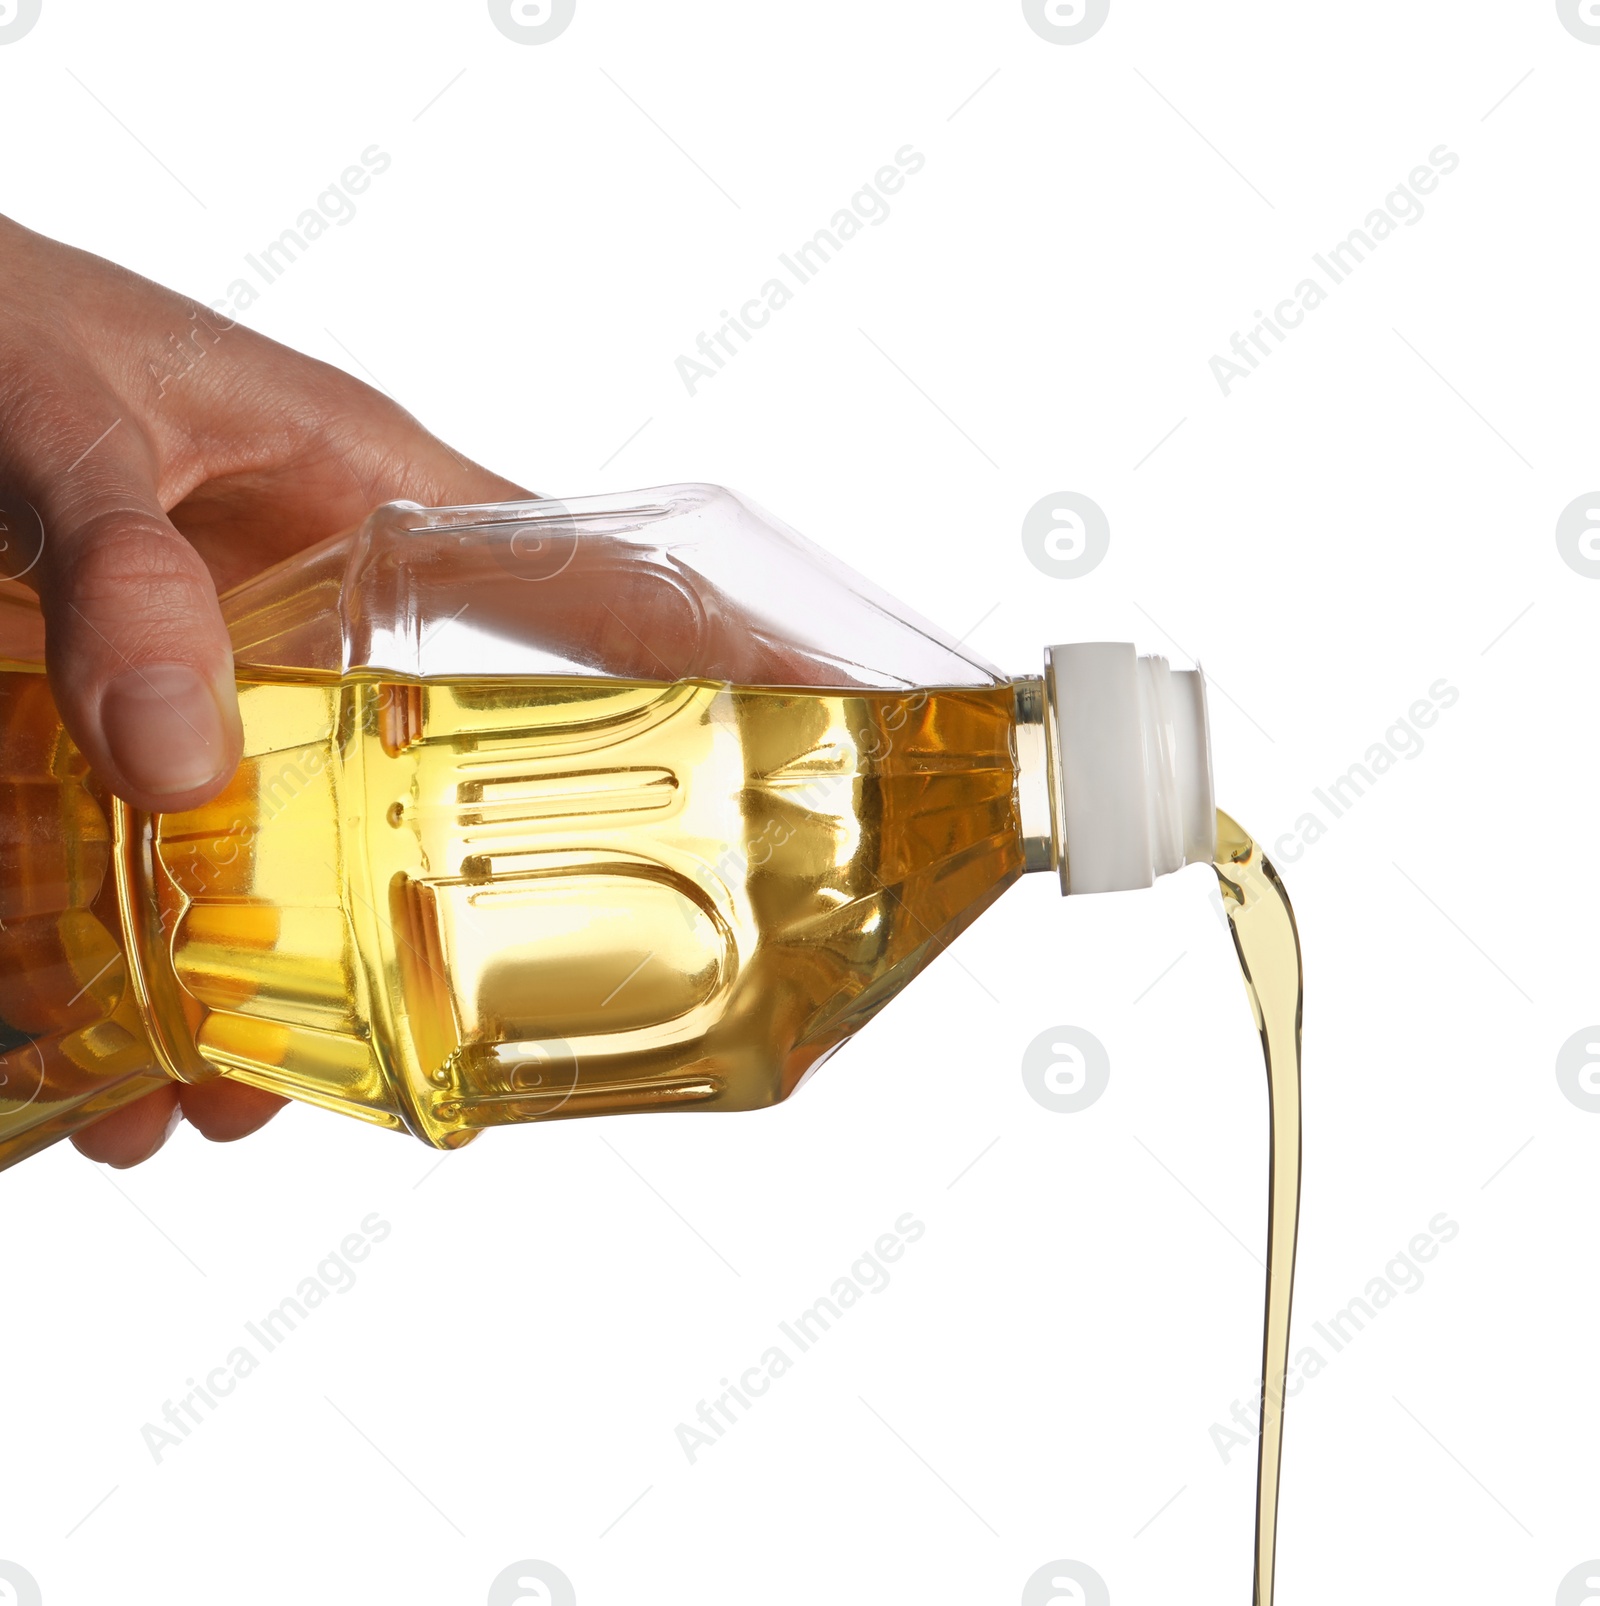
<box><xmin>1213</xmin><ymin>809</ymin><xmax>1304</xmax><ymax>1606</ymax></box>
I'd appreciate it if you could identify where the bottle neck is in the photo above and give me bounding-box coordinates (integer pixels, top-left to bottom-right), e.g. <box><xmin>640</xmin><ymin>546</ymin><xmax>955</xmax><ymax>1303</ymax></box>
<box><xmin>1013</xmin><ymin>648</ymin><xmax>1216</xmax><ymax>895</ymax></box>
<box><xmin>1011</xmin><ymin>676</ymin><xmax>1058</xmax><ymax>876</ymax></box>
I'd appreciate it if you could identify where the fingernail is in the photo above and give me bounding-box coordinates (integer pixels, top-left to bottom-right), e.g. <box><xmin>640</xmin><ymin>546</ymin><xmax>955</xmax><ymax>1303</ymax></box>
<box><xmin>101</xmin><ymin>663</ymin><xmax>230</xmax><ymax>795</ymax></box>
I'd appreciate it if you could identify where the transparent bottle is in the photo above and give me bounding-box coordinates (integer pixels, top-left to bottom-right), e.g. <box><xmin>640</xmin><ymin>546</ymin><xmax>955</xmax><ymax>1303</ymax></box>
<box><xmin>0</xmin><ymin>484</ymin><xmax>1215</xmax><ymax>1169</ymax></box>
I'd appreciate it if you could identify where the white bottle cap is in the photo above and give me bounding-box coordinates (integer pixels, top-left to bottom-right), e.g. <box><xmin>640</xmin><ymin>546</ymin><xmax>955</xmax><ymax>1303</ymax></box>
<box><xmin>1045</xmin><ymin>643</ymin><xmax>1215</xmax><ymax>895</ymax></box>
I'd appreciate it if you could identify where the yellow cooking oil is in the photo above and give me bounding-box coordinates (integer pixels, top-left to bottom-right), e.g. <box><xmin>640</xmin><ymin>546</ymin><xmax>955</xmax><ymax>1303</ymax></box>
<box><xmin>1</xmin><ymin>667</ymin><xmax>1025</xmax><ymax>1159</ymax></box>
<box><xmin>1214</xmin><ymin>810</ymin><xmax>1304</xmax><ymax>1606</ymax></box>
<box><xmin>0</xmin><ymin>658</ymin><xmax>170</xmax><ymax>1166</ymax></box>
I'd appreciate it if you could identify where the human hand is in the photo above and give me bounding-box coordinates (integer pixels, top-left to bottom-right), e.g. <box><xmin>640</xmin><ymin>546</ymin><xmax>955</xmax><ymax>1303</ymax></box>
<box><xmin>0</xmin><ymin>214</ymin><xmax>531</xmax><ymax>1166</ymax></box>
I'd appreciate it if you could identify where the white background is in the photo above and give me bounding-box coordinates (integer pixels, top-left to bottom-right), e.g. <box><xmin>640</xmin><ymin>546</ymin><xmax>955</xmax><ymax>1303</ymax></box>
<box><xmin>2</xmin><ymin>3</ymin><xmax>1598</xmax><ymax>1603</ymax></box>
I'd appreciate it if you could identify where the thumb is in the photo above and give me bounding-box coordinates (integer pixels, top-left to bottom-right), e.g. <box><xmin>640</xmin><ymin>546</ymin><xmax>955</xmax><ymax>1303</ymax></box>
<box><xmin>32</xmin><ymin>430</ymin><xmax>241</xmax><ymax>812</ymax></box>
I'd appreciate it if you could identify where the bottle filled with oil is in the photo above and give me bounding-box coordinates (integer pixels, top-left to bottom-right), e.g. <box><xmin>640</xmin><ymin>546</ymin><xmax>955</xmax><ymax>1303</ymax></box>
<box><xmin>0</xmin><ymin>485</ymin><xmax>1301</xmax><ymax>1601</ymax></box>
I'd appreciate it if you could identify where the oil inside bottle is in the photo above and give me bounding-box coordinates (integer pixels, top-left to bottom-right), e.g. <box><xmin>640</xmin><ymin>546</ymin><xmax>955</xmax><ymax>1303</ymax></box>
<box><xmin>1213</xmin><ymin>809</ymin><xmax>1303</xmax><ymax>1606</ymax></box>
<box><xmin>0</xmin><ymin>668</ymin><xmax>1025</xmax><ymax>1158</ymax></box>
<box><xmin>0</xmin><ymin>658</ymin><xmax>168</xmax><ymax>1165</ymax></box>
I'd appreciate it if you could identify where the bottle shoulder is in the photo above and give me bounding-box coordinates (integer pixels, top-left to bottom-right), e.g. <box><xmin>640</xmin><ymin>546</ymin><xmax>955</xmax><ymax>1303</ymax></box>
<box><xmin>220</xmin><ymin>484</ymin><xmax>1007</xmax><ymax>693</ymax></box>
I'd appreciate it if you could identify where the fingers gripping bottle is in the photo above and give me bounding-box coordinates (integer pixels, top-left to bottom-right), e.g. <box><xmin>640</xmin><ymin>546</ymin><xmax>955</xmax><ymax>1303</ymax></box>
<box><xmin>0</xmin><ymin>484</ymin><xmax>1215</xmax><ymax>1168</ymax></box>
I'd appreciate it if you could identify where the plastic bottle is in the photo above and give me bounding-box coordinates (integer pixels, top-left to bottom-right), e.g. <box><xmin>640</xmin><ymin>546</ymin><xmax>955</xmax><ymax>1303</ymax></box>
<box><xmin>0</xmin><ymin>483</ymin><xmax>1214</xmax><ymax>1168</ymax></box>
